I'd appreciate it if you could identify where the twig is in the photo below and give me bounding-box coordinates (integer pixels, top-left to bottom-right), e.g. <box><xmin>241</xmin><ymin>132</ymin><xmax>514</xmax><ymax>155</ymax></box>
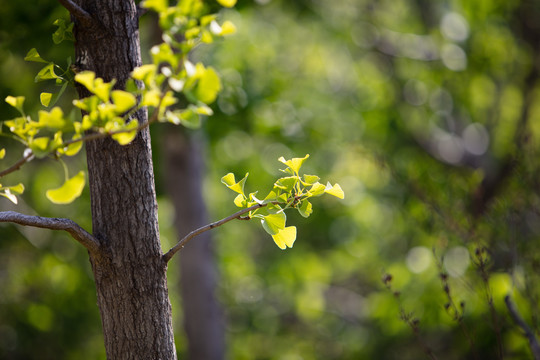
<box><xmin>0</xmin><ymin>210</ymin><xmax>100</xmax><ymax>255</ymax></box>
<box><xmin>0</xmin><ymin>151</ymin><xmax>33</xmax><ymax>178</ymax></box>
<box><xmin>163</xmin><ymin>203</ymin><xmax>266</xmax><ymax>263</ymax></box>
<box><xmin>505</xmin><ymin>295</ymin><xmax>540</xmax><ymax>360</ymax></box>
<box><xmin>57</xmin><ymin>0</ymin><xmax>95</xmax><ymax>26</ymax></box>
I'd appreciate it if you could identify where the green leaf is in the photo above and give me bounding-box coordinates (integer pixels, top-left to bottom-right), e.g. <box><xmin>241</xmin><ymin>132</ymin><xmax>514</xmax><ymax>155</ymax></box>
<box><xmin>40</xmin><ymin>93</ymin><xmax>53</xmax><ymax>107</ymax></box>
<box><xmin>233</xmin><ymin>194</ymin><xmax>246</xmax><ymax>208</ymax></box>
<box><xmin>298</xmin><ymin>200</ymin><xmax>313</xmax><ymax>218</ymax></box>
<box><xmin>111</xmin><ymin>90</ymin><xmax>137</xmax><ymax>113</ymax></box>
<box><xmin>278</xmin><ymin>154</ymin><xmax>310</xmax><ymax>174</ymax></box>
<box><xmin>221</xmin><ymin>172</ymin><xmax>249</xmax><ymax>195</ymax></box>
<box><xmin>216</xmin><ymin>0</ymin><xmax>237</xmax><ymax>8</ymax></box>
<box><xmin>29</xmin><ymin>137</ymin><xmax>51</xmax><ymax>158</ymax></box>
<box><xmin>324</xmin><ymin>182</ymin><xmax>345</xmax><ymax>199</ymax></box>
<box><xmin>261</xmin><ymin>212</ymin><xmax>286</xmax><ymax>235</ymax></box>
<box><xmin>24</xmin><ymin>48</ymin><xmax>48</xmax><ymax>63</ymax></box>
<box><xmin>8</xmin><ymin>183</ymin><xmax>25</xmax><ymax>194</ymax></box>
<box><xmin>307</xmin><ymin>182</ymin><xmax>326</xmax><ymax>197</ymax></box>
<box><xmin>301</xmin><ymin>174</ymin><xmax>320</xmax><ymax>186</ymax></box>
<box><xmin>274</xmin><ymin>176</ymin><xmax>298</xmax><ymax>192</ymax></box>
<box><xmin>271</xmin><ymin>226</ymin><xmax>297</xmax><ymax>250</ymax></box>
<box><xmin>74</xmin><ymin>71</ymin><xmax>96</xmax><ymax>92</ymax></box>
<box><xmin>195</xmin><ymin>66</ymin><xmax>221</xmax><ymax>104</ymax></box>
<box><xmin>93</xmin><ymin>78</ymin><xmax>115</xmax><ymax>102</ymax></box>
<box><xmin>52</xmin><ymin>19</ymin><xmax>74</xmax><ymax>44</ymax></box>
<box><xmin>60</xmin><ymin>135</ymin><xmax>83</xmax><ymax>156</ymax></box>
<box><xmin>5</xmin><ymin>96</ymin><xmax>25</xmax><ymax>115</ymax></box>
<box><xmin>106</xmin><ymin>118</ymin><xmax>139</xmax><ymax>145</ymax></box>
<box><xmin>46</xmin><ymin>171</ymin><xmax>86</xmax><ymax>204</ymax></box>
<box><xmin>38</xmin><ymin>107</ymin><xmax>66</xmax><ymax>129</ymax></box>
<box><xmin>131</xmin><ymin>64</ymin><xmax>156</xmax><ymax>85</ymax></box>
<box><xmin>35</xmin><ymin>63</ymin><xmax>60</xmax><ymax>82</ymax></box>
<box><xmin>141</xmin><ymin>0</ymin><xmax>168</xmax><ymax>12</ymax></box>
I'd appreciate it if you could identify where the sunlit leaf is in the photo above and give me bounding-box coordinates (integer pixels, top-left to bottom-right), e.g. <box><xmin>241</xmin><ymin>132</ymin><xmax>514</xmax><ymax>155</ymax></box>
<box><xmin>40</xmin><ymin>92</ymin><xmax>53</xmax><ymax>107</ymax></box>
<box><xmin>8</xmin><ymin>183</ymin><xmax>24</xmax><ymax>194</ymax></box>
<box><xmin>324</xmin><ymin>182</ymin><xmax>345</xmax><ymax>199</ymax></box>
<box><xmin>0</xmin><ymin>148</ymin><xmax>5</xmax><ymax>159</ymax></box>
<box><xmin>234</xmin><ymin>194</ymin><xmax>246</xmax><ymax>207</ymax></box>
<box><xmin>46</xmin><ymin>171</ymin><xmax>85</xmax><ymax>204</ymax></box>
<box><xmin>274</xmin><ymin>176</ymin><xmax>298</xmax><ymax>192</ymax></box>
<box><xmin>93</xmin><ymin>78</ymin><xmax>115</xmax><ymax>102</ymax></box>
<box><xmin>111</xmin><ymin>90</ymin><xmax>137</xmax><ymax>113</ymax></box>
<box><xmin>74</xmin><ymin>71</ymin><xmax>96</xmax><ymax>92</ymax></box>
<box><xmin>216</xmin><ymin>0</ymin><xmax>237</xmax><ymax>8</ymax></box>
<box><xmin>220</xmin><ymin>21</ymin><xmax>237</xmax><ymax>36</ymax></box>
<box><xmin>35</xmin><ymin>63</ymin><xmax>60</xmax><ymax>82</ymax></box>
<box><xmin>307</xmin><ymin>182</ymin><xmax>326</xmax><ymax>197</ymax></box>
<box><xmin>141</xmin><ymin>0</ymin><xmax>168</xmax><ymax>12</ymax></box>
<box><xmin>195</xmin><ymin>66</ymin><xmax>221</xmax><ymax>104</ymax></box>
<box><xmin>261</xmin><ymin>212</ymin><xmax>286</xmax><ymax>235</ymax></box>
<box><xmin>29</xmin><ymin>137</ymin><xmax>50</xmax><ymax>158</ymax></box>
<box><xmin>5</xmin><ymin>96</ymin><xmax>25</xmax><ymax>115</ymax></box>
<box><xmin>221</xmin><ymin>172</ymin><xmax>249</xmax><ymax>196</ymax></box>
<box><xmin>278</xmin><ymin>154</ymin><xmax>310</xmax><ymax>174</ymax></box>
<box><xmin>38</xmin><ymin>107</ymin><xmax>66</xmax><ymax>129</ymax></box>
<box><xmin>271</xmin><ymin>226</ymin><xmax>297</xmax><ymax>250</ymax></box>
<box><xmin>0</xmin><ymin>189</ymin><xmax>18</xmax><ymax>204</ymax></box>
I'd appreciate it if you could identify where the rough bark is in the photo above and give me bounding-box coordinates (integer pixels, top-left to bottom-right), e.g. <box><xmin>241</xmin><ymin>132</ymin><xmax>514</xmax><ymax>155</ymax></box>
<box><xmin>71</xmin><ymin>1</ymin><xmax>176</xmax><ymax>359</ymax></box>
<box><xmin>163</xmin><ymin>128</ymin><xmax>225</xmax><ymax>360</ymax></box>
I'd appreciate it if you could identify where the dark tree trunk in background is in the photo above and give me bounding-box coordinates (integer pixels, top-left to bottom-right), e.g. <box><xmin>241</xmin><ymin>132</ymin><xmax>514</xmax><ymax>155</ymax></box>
<box><xmin>72</xmin><ymin>1</ymin><xmax>177</xmax><ymax>358</ymax></box>
<box><xmin>163</xmin><ymin>127</ymin><xmax>225</xmax><ymax>360</ymax></box>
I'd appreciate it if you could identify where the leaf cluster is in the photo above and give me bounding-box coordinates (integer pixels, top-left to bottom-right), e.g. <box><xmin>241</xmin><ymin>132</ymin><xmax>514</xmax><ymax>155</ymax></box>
<box><xmin>221</xmin><ymin>154</ymin><xmax>344</xmax><ymax>249</ymax></box>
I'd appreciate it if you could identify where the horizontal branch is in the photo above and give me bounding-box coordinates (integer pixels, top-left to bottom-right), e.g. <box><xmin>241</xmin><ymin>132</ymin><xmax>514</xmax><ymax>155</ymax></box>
<box><xmin>163</xmin><ymin>203</ymin><xmax>266</xmax><ymax>263</ymax></box>
<box><xmin>0</xmin><ymin>150</ymin><xmax>33</xmax><ymax>178</ymax></box>
<box><xmin>0</xmin><ymin>211</ymin><xmax>100</xmax><ymax>255</ymax></box>
<box><xmin>58</xmin><ymin>0</ymin><xmax>95</xmax><ymax>26</ymax></box>
<box><xmin>505</xmin><ymin>295</ymin><xmax>540</xmax><ymax>360</ymax></box>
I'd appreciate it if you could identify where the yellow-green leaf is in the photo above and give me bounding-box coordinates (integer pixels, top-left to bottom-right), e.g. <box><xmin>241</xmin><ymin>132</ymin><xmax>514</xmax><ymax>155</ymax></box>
<box><xmin>220</xmin><ymin>20</ymin><xmax>237</xmax><ymax>35</ymax></box>
<box><xmin>0</xmin><ymin>190</ymin><xmax>18</xmax><ymax>204</ymax></box>
<box><xmin>272</xmin><ymin>226</ymin><xmax>297</xmax><ymax>250</ymax></box>
<box><xmin>8</xmin><ymin>183</ymin><xmax>24</xmax><ymax>194</ymax></box>
<box><xmin>75</xmin><ymin>71</ymin><xmax>96</xmax><ymax>92</ymax></box>
<box><xmin>40</xmin><ymin>92</ymin><xmax>53</xmax><ymax>107</ymax></box>
<box><xmin>0</xmin><ymin>148</ymin><xmax>5</xmax><ymax>159</ymax></box>
<box><xmin>29</xmin><ymin>137</ymin><xmax>50</xmax><ymax>158</ymax></box>
<box><xmin>307</xmin><ymin>182</ymin><xmax>326</xmax><ymax>197</ymax></box>
<box><xmin>46</xmin><ymin>171</ymin><xmax>85</xmax><ymax>204</ymax></box>
<box><xmin>38</xmin><ymin>107</ymin><xmax>65</xmax><ymax>129</ymax></box>
<box><xmin>324</xmin><ymin>182</ymin><xmax>345</xmax><ymax>199</ymax></box>
<box><xmin>5</xmin><ymin>96</ymin><xmax>25</xmax><ymax>114</ymax></box>
<box><xmin>60</xmin><ymin>135</ymin><xmax>83</xmax><ymax>156</ymax></box>
<box><xmin>24</xmin><ymin>48</ymin><xmax>48</xmax><ymax>63</ymax></box>
<box><xmin>298</xmin><ymin>200</ymin><xmax>313</xmax><ymax>218</ymax></box>
<box><xmin>111</xmin><ymin>90</ymin><xmax>137</xmax><ymax>113</ymax></box>
<box><xmin>141</xmin><ymin>0</ymin><xmax>168</xmax><ymax>12</ymax></box>
<box><xmin>221</xmin><ymin>172</ymin><xmax>248</xmax><ymax>195</ymax></box>
<box><xmin>35</xmin><ymin>63</ymin><xmax>60</xmax><ymax>82</ymax></box>
<box><xmin>278</xmin><ymin>154</ymin><xmax>310</xmax><ymax>174</ymax></box>
<box><xmin>195</xmin><ymin>66</ymin><xmax>221</xmax><ymax>104</ymax></box>
<box><xmin>216</xmin><ymin>0</ymin><xmax>237</xmax><ymax>8</ymax></box>
<box><xmin>261</xmin><ymin>212</ymin><xmax>286</xmax><ymax>235</ymax></box>
<box><xmin>233</xmin><ymin>194</ymin><xmax>246</xmax><ymax>208</ymax></box>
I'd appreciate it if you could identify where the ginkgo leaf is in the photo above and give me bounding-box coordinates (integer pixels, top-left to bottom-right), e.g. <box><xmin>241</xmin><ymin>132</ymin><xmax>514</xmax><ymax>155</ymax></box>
<box><xmin>271</xmin><ymin>226</ymin><xmax>297</xmax><ymax>250</ymax></box>
<box><xmin>307</xmin><ymin>182</ymin><xmax>326</xmax><ymax>197</ymax></box>
<box><xmin>1</xmin><ymin>189</ymin><xmax>18</xmax><ymax>204</ymax></box>
<box><xmin>261</xmin><ymin>212</ymin><xmax>286</xmax><ymax>235</ymax></box>
<box><xmin>75</xmin><ymin>71</ymin><xmax>96</xmax><ymax>92</ymax></box>
<box><xmin>298</xmin><ymin>200</ymin><xmax>313</xmax><ymax>218</ymax></box>
<box><xmin>278</xmin><ymin>154</ymin><xmax>309</xmax><ymax>174</ymax></box>
<box><xmin>111</xmin><ymin>90</ymin><xmax>137</xmax><ymax>113</ymax></box>
<box><xmin>220</xmin><ymin>21</ymin><xmax>237</xmax><ymax>36</ymax></box>
<box><xmin>46</xmin><ymin>171</ymin><xmax>85</xmax><ymax>204</ymax></box>
<box><xmin>40</xmin><ymin>92</ymin><xmax>53</xmax><ymax>107</ymax></box>
<box><xmin>216</xmin><ymin>0</ymin><xmax>237</xmax><ymax>8</ymax></box>
<box><xmin>5</xmin><ymin>96</ymin><xmax>25</xmax><ymax>115</ymax></box>
<box><xmin>324</xmin><ymin>182</ymin><xmax>345</xmax><ymax>199</ymax></box>
<box><xmin>24</xmin><ymin>48</ymin><xmax>48</xmax><ymax>63</ymax></box>
<box><xmin>0</xmin><ymin>148</ymin><xmax>5</xmax><ymax>159</ymax></box>
<box><xmin>221</xmin><ymin>172</ymin><xmax>248</xmax><ymax>195</ymax></box>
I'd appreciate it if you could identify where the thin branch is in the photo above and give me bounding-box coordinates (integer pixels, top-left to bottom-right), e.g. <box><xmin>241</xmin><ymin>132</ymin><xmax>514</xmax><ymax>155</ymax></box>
<box><xmin>0</xmin><ymin>151</ymin><xmax>33</xmax><ymax>178</ymax></box>
<box><xmin>0</xmin><ymin>211</ymin><xmax>101</xmax><ymax>255</ymax></box>
<box><xmin>57</xmin><ymin>0</ymin><xmax>95</xmax><ymax>26</ymax></box>
<box><xmin>163</xmin><ymin>203</ymin><xmax>266</xmax><ymax>263</ymax></box>
<box><xmin>505</xmin><ymin>295</ymin><xmax>540</xmax><ymax>360</ymax></box>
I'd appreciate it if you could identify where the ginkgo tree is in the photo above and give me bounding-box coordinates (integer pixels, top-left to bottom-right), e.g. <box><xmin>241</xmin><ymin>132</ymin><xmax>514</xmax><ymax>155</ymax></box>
<box><xmin>0</xmin><ymin>0</ymin><xmax>342</xmax><ymax>358</ymax></box>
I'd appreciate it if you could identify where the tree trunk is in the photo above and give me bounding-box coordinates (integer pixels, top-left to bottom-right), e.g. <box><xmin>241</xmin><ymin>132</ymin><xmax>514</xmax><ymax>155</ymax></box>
<box><xmin>72</xmin><ymin>1</ymin><xmax>177</xmax><ymax>359</ymax></box>
<box><xmin>163</xmin><ymin>128</ymin><xmax>225</xmax><ymax>360</ymax></box>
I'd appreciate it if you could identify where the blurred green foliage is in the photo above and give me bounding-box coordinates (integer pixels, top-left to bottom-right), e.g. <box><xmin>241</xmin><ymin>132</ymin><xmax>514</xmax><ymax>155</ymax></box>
<box><xmin>1</xmin><ymin>0</ymin><xmax>540</xmax><ymax>359</ymax></box>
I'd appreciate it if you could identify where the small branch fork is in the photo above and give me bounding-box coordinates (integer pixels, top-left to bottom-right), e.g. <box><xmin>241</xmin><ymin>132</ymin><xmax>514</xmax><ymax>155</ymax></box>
<box><xmin>0</xmin><ymin>211</ymin><xmax>100</xmax><ymax>255</ymax></box>
<box><xmin>505</xmin><ymin>295</ymin><xmax>540</xmax><ymax>360</ymax></box>
<box><xmin>163</xmin><ymin>203</ymin><xmax>266</xmax><ymax>263</ymax></box>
